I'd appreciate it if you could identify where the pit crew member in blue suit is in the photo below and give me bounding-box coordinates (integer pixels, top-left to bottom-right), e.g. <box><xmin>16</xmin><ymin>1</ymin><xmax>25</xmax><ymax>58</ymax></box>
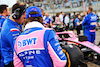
<box><xmin>1</xmin><ymin>3</ymin><xmax>26</xmax><ymax>67</ymax></box>
<box><xmin>0</xmin><ymin>4</ymin><xmax>9</xmax><ymax>67</ymax></box>
<box><xmin>81</xmin><ymin>7</ymin><xmax>97</xmax><ymax>43</ymax></box>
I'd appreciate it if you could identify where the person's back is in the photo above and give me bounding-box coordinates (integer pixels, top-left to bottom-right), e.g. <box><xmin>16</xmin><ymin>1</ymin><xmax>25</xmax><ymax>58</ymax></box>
<box><xmin>14</xmin><ymin>25</ymin><xmax>60</xmax><ymax>67</ymax></box>
<box><xmin>55</xmin><ymin>17</ymin><xmax>61</xmax><ymax>24</ymax></box>
<box><xmin>83</xmin><ymin>13</ymin><xmax>97</xmax><ymax>30</ymax></box>
<box><xmin>14</xmin><ymin>6</ymin><xmax>67</xmax><ymax>67</ymax></box>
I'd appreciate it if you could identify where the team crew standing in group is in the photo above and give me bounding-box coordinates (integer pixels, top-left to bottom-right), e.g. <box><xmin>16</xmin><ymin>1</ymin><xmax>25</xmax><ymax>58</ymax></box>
<box><xmin>0</xmin><ymin>4</ymin><xmax>9</xmax><ymax>67</ymax></box>
<box><xmin>14</xmin><ymin>6</ymin><xmax>67</xmax><ymax>67</ymax></box>
<box><xmin>1</xmin><ymin>2</ymin><xmax>26</xmax><ymax>67</ymax></box>
<box><xmin>81</xmin><ymin>7</ymin><xmax>97</xmax><ymax>43</ymax></box>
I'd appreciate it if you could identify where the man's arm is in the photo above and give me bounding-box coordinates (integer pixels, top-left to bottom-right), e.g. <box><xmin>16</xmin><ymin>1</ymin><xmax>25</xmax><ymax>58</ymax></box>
<box><xmin>14</xmin><ymin>52</ymin><xmax>24</xmax><ymax>67</ymax></box>
<box><xmin>81</xmin><ymin>16</ymin><xmax>88</xmax><ymax>25</ymax></box>
<box><xmin>47</xmin><ymin>30</ymin><xmax>67</xmax><ymax>67</ymax></box>
<box><xmin>76</xmin><ymin>19</ymin><xmax>81</xmax><ymax>26</ymax></box>
<box><xmin>7</xmin><ymin>28</ymin><xmax>20</xmax><ymax>49</ymax></box>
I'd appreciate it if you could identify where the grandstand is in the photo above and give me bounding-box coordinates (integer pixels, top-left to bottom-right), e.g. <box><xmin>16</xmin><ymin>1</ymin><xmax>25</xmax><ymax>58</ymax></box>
<box><xmin>18</xmin><ymin>0</ymin><xmax>100</xmax><ymax>16</ymax></box>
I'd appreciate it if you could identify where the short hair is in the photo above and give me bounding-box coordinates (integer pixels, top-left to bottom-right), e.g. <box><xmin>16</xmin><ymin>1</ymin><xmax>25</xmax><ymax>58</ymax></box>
<box><xmin>61</xmin><ymin>12</ymin><xmax>63</xmax><ymax>13</ymax></box>
<box><xmin>88</xmin><ymin>6</ymin><xmax>93</xmax><ymax>11</ymax></box>
<box><xmin>12</xmin><ymin>2</ymin><xmax>25</xmax><ymax>13</ymax></box>
<box><xmin>41</xmin><ymin>9</ymin><xmax>44</xmax><ymax>12</ymax></box>
<box><xmin>56</xmin><ymin>13</ymin><xmax>59</xmax><ymax>17</ymax></box>
<box><xmin>0</xmin><ymin>4</ymin><xmax>8</xmax><ymax>14</ymax></box>
<box><xmin>76</xmin><ymin>14</ymin><xmax>80</xmax><ymax>18</ymax></box>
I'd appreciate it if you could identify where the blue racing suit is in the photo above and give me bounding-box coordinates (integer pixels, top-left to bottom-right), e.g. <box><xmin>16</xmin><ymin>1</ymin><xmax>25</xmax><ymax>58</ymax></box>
<box><xmin>14</xmin><ymin>21</ymin><xmax>67</xmax><ymax>67</ymax></box>
<box><xmin>82</xmin><ymin>12</ymin><xmax>97</xmax><ymax>43</ymax></box>
<box><xmin>1</xmin><ymin>18</ymin><xmax>21</xmax><ymax>65</ymax></box>
<box><xmin>43</xmin><ymin>16</ymin><xmax>52</xmax><ymax>27</ymax></box>
<box><xmin>0</xmin><ymin>15</ymin><xmax>6</xmax><ymax>67</ymax></box>
<box><xmin>44</xmin><ymin>16</ymin><xmax>52</xmax><ymax>24</ymax></box>
<box><xmin>75</xmin><ymin>17</ymin><xmax>80</xmax><ymax>26</ymax></box>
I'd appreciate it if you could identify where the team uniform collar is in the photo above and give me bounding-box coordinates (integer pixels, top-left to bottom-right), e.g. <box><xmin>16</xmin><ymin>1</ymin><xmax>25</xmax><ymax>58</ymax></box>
<box><xmin>88</xmin><ymin>12</ymin><xmax>93</xmax><ymax>15</ymax></box>
<box><xmin>0</xmin><ymin>15</ymin><xmax>6</xmax><ymax>19</ymax></box>
<box><xmin>24</xmin><ymin>21</ymin><xmax>44</xmax><ymax>30</ymax></box>
<box><xmin>8</xmin><ymin>18</ymin><xmax>19</xmax><ymax>26</ymax></box>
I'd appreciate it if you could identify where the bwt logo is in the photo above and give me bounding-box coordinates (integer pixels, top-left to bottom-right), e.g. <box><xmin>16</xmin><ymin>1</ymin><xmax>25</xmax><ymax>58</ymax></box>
<box><xmin>90</xmin><ymin>16</ymin><xmax>97</xmax><ymax>21</ymax></box>
<box><xmin>17</xmin><ymin>38</ymin><xmax>37</xmax><ymax>48</ymax></box>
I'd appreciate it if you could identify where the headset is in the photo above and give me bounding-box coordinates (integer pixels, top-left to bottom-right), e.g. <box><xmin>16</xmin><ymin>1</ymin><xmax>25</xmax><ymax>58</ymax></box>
<box><xmin>12</xmin><ymin>4</ymin><xmax>26</xmax><ymax>20</ymax></box>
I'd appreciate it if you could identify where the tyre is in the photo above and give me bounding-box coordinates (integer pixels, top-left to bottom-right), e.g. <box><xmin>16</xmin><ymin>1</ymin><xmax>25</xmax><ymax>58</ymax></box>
<box><xmin>62</xmin><ymin>45</ymin><xmax>84</xmax><ymax>67</ymax></box>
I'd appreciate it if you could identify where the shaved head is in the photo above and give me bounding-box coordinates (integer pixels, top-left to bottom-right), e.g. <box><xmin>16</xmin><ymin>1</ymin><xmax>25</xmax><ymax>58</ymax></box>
<box><xmin>45</xmin><ymin>13</ymin><xmax>49</xmax><ymax>17</ymax></box>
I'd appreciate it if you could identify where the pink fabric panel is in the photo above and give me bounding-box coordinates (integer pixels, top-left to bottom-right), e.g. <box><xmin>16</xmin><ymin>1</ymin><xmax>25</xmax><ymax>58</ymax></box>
<box><xmin>89</xmin><ymin>29</ymin><xmax>95</xmax><ymax>32</ymax></box>
<box><xmin>47</xmin><ymin>42</ymin><xmax>66</xmax><ymax>67</ymax></box>
<box><xmin>14</xmin><ymin>52</ymin><xmax>24</xmax><ymax>67</ymax></box>
<box><xmin>55</xmin><ymin>17</ymin><xmax>61</xmax><ymax>24</ymax></box>
<box><xmin>15</xmin><ymin>30</ymin><xmax>45</xmax><ymax>54</ymax></box>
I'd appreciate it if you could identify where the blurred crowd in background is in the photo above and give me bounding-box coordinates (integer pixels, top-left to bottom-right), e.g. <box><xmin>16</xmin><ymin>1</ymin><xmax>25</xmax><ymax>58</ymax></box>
<box><xmin>42</xmin><ymin>11</ymin><xmax>100</xmax><ymax>31</ymax></box>
<box><xmin>31</xmin><ymin>0</ymin><xmax>100</xmax><ymax>10</ymax></box>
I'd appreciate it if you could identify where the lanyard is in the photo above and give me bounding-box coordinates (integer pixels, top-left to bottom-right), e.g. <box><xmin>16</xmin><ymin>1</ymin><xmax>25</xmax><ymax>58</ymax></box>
<box><xmin>12</xmin><ymin>22</ymin><xmax>23</xmax><ymax>33</ymax></box>
<box><xmin>15</xmin><ymin>25</ymin><xmax>23</xmax><ymax>33</ymax></box>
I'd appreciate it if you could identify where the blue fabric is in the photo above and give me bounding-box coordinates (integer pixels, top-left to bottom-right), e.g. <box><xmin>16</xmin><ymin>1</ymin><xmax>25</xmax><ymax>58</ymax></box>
<box><xmin>26</xmin><ymin>6</ymin><xmax>42</xmax><ymax>18</ymax></box>
<box><xmin>15</xmin><ymin>28</ymin><xmax>67</xmax><ymax>67</ymax></box>
<box><xmin>18</xmin><ymin>24</ymin><xmax>22</xmax><ymax>30</ymax></box>
<box><xmin>0</xmin><ymin>15</ymin><xmax>6</xmax><ymax>67</ymax></box>
<box><xmin>82</xmin><ymin>12</ymin><xmax>97</xmax><ymax>43</ymax></box>
<box><xmin>44</xmin><ymin>17</ymin><xmax>52</xmax><ymax>24</ymax></box>
<box><xmin>75</xmin><ymin>18</ymin><xmax>80</xmax><ymax>26</ymax></box>
<box><xmin>0</xmin><ymin>15</ymin><xmax>6</xmax><ymax>32</ymax></box>
<box><xmin>1</xmin><ymin>18</ymin><xmax>21</xmax><ymax>65</ymax></box>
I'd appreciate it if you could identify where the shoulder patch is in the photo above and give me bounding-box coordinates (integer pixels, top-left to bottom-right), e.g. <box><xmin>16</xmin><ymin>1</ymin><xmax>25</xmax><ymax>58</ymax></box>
<box><xmin>1</xmin><ymin>16</ymin><xmax>5</xmax><ymax>19</ymax></box>
<box><xmin>0</xmin><ymin>16</ymin><xmax>6</xmax><ymax>19</ymax></box>
<box><xmin>10</xmin><ymin>28</ymin><xmax>19</xmax><ymax>32</ymax></box>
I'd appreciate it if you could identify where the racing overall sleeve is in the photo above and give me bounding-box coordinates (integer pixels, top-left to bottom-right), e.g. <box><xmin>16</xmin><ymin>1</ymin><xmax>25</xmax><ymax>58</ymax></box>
<box><xmin>0</xmin><ymin>19</ymin><xmax>5</xmax><ymax>31</ymax></box>
<box><xmin>7</xmin><ymin>30</ymin><xmax>20</xmax><ymax>49</ymax></box>
<box><xmin>82</xmin><ymin>16</ymin><xmax>88</xmax><ymax>25</ymax></box>
<box><xmin>46</xmin><ymin>30</ymin><xmax>67</xmax><ymax>67</ymax></box>
<box><xmin>14</xmin><ymin>52</ymin><xmax>24</xmax><ymax>67</ymax></box>
<box><xmin>1</xmin><ymin>29</ymin><xmax>21</xmax><ymax>65</ymax></box>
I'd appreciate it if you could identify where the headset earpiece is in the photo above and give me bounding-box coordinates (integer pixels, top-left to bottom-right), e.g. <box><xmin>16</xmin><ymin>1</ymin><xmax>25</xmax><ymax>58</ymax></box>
<box><xmin>12</xmin><ymin>8</ymin><xmax>21</xmax><ymax>20</ymax></box>
<box><xmin>12</xmin><ymin>4</ymin><xmax>26</xmax><ymax>20</ymax></box>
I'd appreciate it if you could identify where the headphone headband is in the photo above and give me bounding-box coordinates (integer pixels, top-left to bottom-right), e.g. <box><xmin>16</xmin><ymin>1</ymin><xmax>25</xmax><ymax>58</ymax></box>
<box><xmin>12</xmin><ymin>4</ymin><xmax>27</xmax><ymax>20</ymax></box>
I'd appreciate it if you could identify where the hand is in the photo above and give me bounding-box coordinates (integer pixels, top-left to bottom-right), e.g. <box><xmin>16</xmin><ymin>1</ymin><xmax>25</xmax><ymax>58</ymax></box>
<box><xmin>80</xmin><ymin>21</ymin><xmax>82</xmax><ymax>24</ymax></box>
